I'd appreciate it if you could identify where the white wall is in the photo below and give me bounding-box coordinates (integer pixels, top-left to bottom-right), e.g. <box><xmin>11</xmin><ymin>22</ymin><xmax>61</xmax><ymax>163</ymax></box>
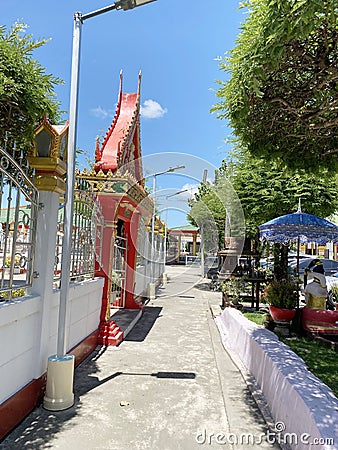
<box><xmin>216</xmin><ymin>309</ymin><xmax>338</xmax><ymax>450</ymax></box>
<box><xmin>67</xmin><ymin>278</ymin><xmax>104</xmax><ymax>350</ymax></box>
<box><xmin>0</xmin><ymin>277</ymin><xmax>104</xmax><ymax>404</ymax></box>
<box><xmin>0</xmin><ymin>295</ymin><xmax>41</xmax><ymax>404</ymax></box>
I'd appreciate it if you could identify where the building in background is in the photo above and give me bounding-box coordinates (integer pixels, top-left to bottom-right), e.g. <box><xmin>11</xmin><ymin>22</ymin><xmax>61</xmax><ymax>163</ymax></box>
<box><xmin>167</xmin><ymin>225</ymin><xmax>200</xmax><ymax>264</ymax></box>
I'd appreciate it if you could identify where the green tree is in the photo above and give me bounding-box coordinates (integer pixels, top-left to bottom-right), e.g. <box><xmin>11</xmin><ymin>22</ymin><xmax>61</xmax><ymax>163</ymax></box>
<box><xmin>0</xmin><ymin>23</ymin><xmax>62</xmax><ymax>154</ymax></box>
<box><xmin>227</xmin><ymin>152</ymin><xmax>338</xmax><ymax>235</ymax></box>
<box><xmin>188</xmin><ymin>169</ymin><xmax>246</xmax><ymax>251</ymax></box>
<box><xmin>213</xmin><ymin>0</ymin><xmax>338</xmax><ymax>171</ymax></box>
<box><xmin>226</xmin><ymin>151</ymin><xmax>337</xmax><ymax>278</ymax></box>
<box><xmin>188</xmin><ymin>150</ymin><xmax>338</xmax><ymax>277</ymax></box>
<box><xmin>188</xmin><ymin>185</ymin><xmax>224</xmax><ymax>251</ymax></box>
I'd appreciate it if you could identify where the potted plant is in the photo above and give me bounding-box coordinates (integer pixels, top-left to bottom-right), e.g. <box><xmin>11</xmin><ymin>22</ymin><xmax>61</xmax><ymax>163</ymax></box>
<box><xmin>221</xmin><ymin>277</ymin><xmax>245</xmax><ymax>308</ymax></box>
<box><xmin>264</xmin><ymin>278</ymin><xmax>298</xmax><ymax>322</ymax></box>
<box><xmin>4</xmin><ymin>255</ymin><xmax>21</xmax><ymax>274</ymax></box>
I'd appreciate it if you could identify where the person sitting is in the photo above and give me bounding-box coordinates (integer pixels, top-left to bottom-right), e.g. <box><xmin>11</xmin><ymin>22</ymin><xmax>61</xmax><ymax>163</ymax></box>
<box><xmin>301</xmin><ymin>259</ymin><xmax>338</xmax><ymax>336</ymax></box>
<box><xmin>304</xmin><ymin>259</ymin><xmax>327</xmax><ymax>310</ymax></box>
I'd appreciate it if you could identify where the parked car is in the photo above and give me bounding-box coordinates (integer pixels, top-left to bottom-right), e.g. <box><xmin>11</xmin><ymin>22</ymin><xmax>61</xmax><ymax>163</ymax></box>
<box><xmin>324</xmin><ymin>272</ymin><xmax>338</xmax><ymax>310</ymax></box>
<box><xmin>289</xmin><ymin>258</ymin><xmax>338</xmax><ymax>278</ymax></box>
<box><xmin>327</xmin><ymin>272</ymin><xmax>338</xmax><ymax>291</ymax></box>
<box><xmin>260</xmin><ymin>253</ymin><xmax>311</xmax><ymax>271</ymax></box>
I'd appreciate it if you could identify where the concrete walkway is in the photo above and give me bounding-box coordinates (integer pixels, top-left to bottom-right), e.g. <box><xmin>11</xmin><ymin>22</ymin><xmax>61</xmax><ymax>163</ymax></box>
<box><xmin>0</xmin><ymin>266</ymin><xmax>280</xmax><ymax>449</ymax></box>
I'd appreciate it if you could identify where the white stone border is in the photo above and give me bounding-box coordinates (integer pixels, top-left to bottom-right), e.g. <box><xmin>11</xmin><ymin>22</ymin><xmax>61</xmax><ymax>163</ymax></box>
<box><xmin>215</xmin><ymin>308</ymin><xmax>338</xmax><ymax>450</ymax></box>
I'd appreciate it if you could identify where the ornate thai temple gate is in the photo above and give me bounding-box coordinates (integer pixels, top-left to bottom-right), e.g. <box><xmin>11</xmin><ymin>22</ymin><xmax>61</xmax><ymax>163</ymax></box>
<box><xmin>78</xmin><ymin>72</ymin><xmax>153</xmax><ymax>345</ymax></box>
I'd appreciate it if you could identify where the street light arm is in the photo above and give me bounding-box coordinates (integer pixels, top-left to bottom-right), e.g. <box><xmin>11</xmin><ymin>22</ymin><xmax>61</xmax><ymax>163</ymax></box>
<box><xmin>167</xmin><ymin>165</ymin><xmax>185</xmax><ymax>173</ymax></box>
<box><xmin>81</xmin><ymin>0</ymin><xmax>156</xmax><ymax>21</ymax></box>
<box><xmin>149</xmin><ymin>164</ymin><xmax>185</xmax><ymax>284</ymax></box>
<box><xmin>81</xmin><ymin>4</ymin><xmax>118</xmax><ymax>21</ymax></box>
<box><xmin>168</xmin><ymin>188</ymin><xmax>189</xmax><ymax>198</ymax></box>
<box><xmin>151</xmin><ymin>165</ymin><xmax>185</xmax><ymax>179</ymax></box>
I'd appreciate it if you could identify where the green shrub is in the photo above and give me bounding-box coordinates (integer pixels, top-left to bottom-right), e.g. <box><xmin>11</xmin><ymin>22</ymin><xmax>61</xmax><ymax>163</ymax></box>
<box><xmin>331</xmin><ymin>284</ymin><xmax>338</xmax><ymax>302</ymax></box>
<box><xmin>263</xmin><ymin>279</ymin><xmax>298</xmax><ymax>309</ymax></box>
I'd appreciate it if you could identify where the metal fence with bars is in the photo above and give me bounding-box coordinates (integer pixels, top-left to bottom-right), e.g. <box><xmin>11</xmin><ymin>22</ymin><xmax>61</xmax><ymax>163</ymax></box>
<box><xmin>54</xmin><ymin>178</ymin><xmax>104</xmax><ymax>287</ymax></box>
<box><xmin>0</xmin><ymin>145</ymin><xmax>39</xmax><ymax>300</ymax></box>
<box><xmin>0</xmin><ymin>143</ymin><xmax>104</xmax><ymax>297</ymax></box>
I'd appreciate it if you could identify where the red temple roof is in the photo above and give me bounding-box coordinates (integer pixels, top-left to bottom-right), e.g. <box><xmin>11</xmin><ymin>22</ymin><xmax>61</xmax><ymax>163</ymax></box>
<box><xmin>94</xmin><ymin>71</ymin><xmax>142</xmax><ymax>177</ymax></box>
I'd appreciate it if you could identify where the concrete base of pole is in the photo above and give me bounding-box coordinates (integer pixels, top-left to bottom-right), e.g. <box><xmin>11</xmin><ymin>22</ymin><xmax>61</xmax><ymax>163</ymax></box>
<box><xmin>162</xmin><ymin>273</ymin><xmax>168</xmax><ymax>284</ymax></box>
<box><xmin>148</xmin><ymin>282</ymin><xmax>155</xmax><ymax>300</ymax></box>
<box><xmin>43</xmin><ymin>354</ymin><xmax>75</xmax><ymax>411</ymax></box>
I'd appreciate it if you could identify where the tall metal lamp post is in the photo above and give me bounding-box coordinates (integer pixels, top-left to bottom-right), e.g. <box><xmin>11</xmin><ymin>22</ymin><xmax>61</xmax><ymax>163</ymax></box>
<box><xmin>44</xmin><ymin>0</ymin><xmax>157</xmax><ymax>412</ymax></box>
<box><xmin>149</xmin><ymin>165</ymin><xmax>185</xmax><ymax>298</ymax></box>
<box><xmin>162</xmin><ymin>188</ymin><xmax>191</xmax><ymax>280</ymax></box>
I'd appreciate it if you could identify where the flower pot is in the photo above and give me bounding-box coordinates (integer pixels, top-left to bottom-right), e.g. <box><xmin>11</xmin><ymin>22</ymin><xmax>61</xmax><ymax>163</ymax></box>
<box><xmin>269</xmin><ymin>305</ymin><xmax>296</xmax><ymax>322</ymax></box>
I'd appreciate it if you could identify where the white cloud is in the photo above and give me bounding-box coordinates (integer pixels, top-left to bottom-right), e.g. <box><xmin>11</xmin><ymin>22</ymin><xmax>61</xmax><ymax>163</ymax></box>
<box><xmin>175</xmin><ymin>184</ymin><xmax>199</xmax><ymax>199</ymax></box>
<box><xmin>140</xmin><ymin>99</ymin><xmax>167</xmax><ymax>119</ymax></box>
<box><xmin>90</xmin><ymin>100</ymin><xmax>167</xmax><ymax>120</ymax></box>
<box><xmin>89</xmin><ymin>106</ymin><xmax>111</xmax><ymax>119</ymax></box>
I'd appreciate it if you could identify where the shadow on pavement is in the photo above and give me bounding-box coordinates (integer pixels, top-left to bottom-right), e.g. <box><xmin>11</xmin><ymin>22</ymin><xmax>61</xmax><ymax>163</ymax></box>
<box><xmin>0</xmin><ymin>346</ymin><xmax>195</xmax><ymax>449</ymax></box>
<box><xmin>120</xmin><ymin>371</ymin><xmax>196</xmax><ymax>379</ymax></box>
<box><xmin>194</xmin><ymin>281</ymin><xmax>214</xmax><ymax>291</ymax></box>
<box><xmin>0</xmin><ymin>347</ymin><xmax>120</xmax><ymax>448</ymax></box>
<box><xmin>124</xmin><ymin>306</ymin><xmax>162</xmax><ymax>342</ymax></box>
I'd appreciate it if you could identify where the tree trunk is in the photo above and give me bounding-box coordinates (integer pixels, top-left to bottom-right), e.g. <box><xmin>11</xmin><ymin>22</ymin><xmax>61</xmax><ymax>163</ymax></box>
<box><xmin>273</xmin><ymin>243</ymin><xmax>289</xmax><ymax>281</ymax></box>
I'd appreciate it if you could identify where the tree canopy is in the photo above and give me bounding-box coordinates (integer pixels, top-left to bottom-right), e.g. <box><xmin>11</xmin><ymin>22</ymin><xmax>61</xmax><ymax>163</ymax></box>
<box><xmin>187</xmin><ymin>161</ymin><xmax>245</xmax><ymax>251</ymax></box>
<box><xmin>227</xmin><ymin>151</ymin><xmax>338</xmax><ymax>237</ymax></box>
<box><xmin>188</xmin><ymin>182</ymin><xmax>226</xmax><ymax>250</ymax></box>
<box><xmin>188</xmin><ymin>151</ymin><xmax>338</xmax><ymax>248</ymax></box>
<box><xmin>213</xmin><ymin>0</ymin><xmax>338</xmax><ymax>171</ymax></box>
<box><xmin>0</xmin><ymin>23</ymin><xmax>62</xmax><ymax>153</ymax></box>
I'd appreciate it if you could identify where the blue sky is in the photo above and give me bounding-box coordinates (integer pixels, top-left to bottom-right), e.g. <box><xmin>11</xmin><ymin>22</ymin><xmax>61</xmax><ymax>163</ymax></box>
<box><xmin>2</xmin><ymin>0</ymin><xmax>245</xmax><ymax>227</ymax></box>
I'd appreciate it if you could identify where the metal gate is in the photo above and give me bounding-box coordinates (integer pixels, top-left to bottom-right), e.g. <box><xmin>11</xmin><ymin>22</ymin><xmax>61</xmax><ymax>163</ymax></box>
<box><xmin>54</xmin><ymin>178</ymin><xmax>104</xmax><ymax>288</ymax></box>
<box><xmin>0</xmin><ymin>145</ymin><xmax>39</xmax><ymax>299</ymax></box>
<box><xmin>112</xmin><ymin>235</ymin><xmax>127</xmax><ymax>308</ymax></box>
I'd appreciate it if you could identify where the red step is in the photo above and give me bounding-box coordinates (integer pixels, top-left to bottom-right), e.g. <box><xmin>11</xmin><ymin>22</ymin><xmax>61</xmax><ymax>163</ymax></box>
<box><xmin>98</xmin><ymin>320</ymin><xmax>124</xmax><ymax>346</ymax></box>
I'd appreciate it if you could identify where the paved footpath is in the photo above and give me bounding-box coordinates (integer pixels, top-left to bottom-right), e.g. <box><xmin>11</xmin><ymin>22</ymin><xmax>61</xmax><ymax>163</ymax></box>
<box><xmin>0</xmin><ymin>266</ymin><xmax>280</xmax><ymax>450</ymax></box>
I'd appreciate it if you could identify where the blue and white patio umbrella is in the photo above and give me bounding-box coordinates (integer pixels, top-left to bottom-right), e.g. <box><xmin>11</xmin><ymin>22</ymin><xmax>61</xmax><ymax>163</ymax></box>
<box><xmin>259</xmin><ymin>202</ymin><xmax>338</xmax><ymax>307</ymax></box>
<box><xmin>259</xmin><ymin>207</ymin><xmax>338</xmax><ymax>246</ymax></box>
